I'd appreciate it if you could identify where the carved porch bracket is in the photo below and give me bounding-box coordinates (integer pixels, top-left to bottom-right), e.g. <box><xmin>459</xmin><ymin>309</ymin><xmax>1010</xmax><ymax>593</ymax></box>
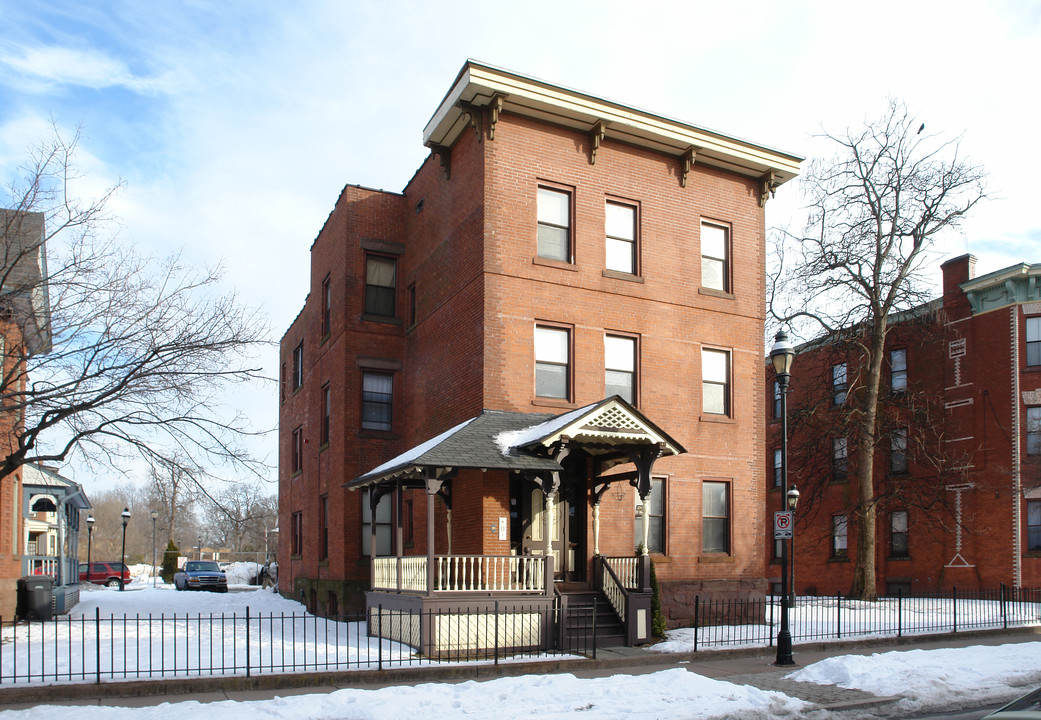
<box><xmin>430</xmin><ymin>144</ymin><xmax>451</xmax><ymax>180</ymax></box>
<box><xmin>681</xmin><ymin>147</ymin><xmax>698</xmax><ymax>187</ymax></box>
<box><xmin>758</xmin><ymin>170</ymin><xmax>780</xmax><ymax>207</ymax></box>
<box><xmin>589</xmin><ymin>121</ymin><xmax>607</xmax><ymax>165</ymax></box>
<box><xmin>456</xmin><ymin>100</ymin><xmax>484</xmax><ymax>142</ymax></box>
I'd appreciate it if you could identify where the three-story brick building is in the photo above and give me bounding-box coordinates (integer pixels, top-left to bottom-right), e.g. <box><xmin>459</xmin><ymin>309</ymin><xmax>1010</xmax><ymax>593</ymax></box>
<box><xmin>279</xmin><ymin>61</ymin><xmax>801</xmax><ymax>645</ymax></box>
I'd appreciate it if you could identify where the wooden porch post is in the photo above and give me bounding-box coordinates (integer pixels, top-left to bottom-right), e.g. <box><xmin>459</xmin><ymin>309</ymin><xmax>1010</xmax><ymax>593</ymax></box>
<box><xmin>395</xmin><ymin>479</ymin><xmax>403</xmax><ymax>592</ymax></box>
<box><xmin>592</xmin><ymin>502</ymin><xmax>601</xmax><ymax>556</ymax></box>
<box><xmin>544</xmin><ymin>489</ymin><xmax>555</xmax><ymax>594</ymax></box>
<box><xmin>425</xmin><ymin>474</ymin><xmax>437</xmax><ymax>596</ymax></box>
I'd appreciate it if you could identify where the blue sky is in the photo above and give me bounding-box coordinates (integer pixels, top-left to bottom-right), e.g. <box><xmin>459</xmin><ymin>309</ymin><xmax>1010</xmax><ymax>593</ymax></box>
<box><xmin>1</xmin><ymin>0</ymin><xmax>1039</xmax><ymax>491</ymax></box>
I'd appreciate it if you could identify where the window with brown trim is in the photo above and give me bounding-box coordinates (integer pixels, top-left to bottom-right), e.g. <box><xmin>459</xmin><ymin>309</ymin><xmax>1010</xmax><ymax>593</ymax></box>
<box><xmin>321</xmin><ymin>383</ymin><xmax>331</xmax><ymax>446</ymax></box>
<box><xmin>320</xmin><ymin>275</ymin><xmax>331</xmax><ymax>337</ymax></box>
<box><xmin>702</xmin><ymin>348</ymin><xmax>731</xmax><ymax>416</ymax></box>
<box><xmin>605</xmin><ymin>201</ymin><xmax>637</xmax><ymax>275</ymax></box>
<box><xmin>291</xmin><ymin>426</ymin><xmax>303</xmax><ymax>474</ymax></box>
<box><xmin>605</xmin><ymin>333</ymin><xmax>637</xmax><ymax>404</ymax></box>
<box><xmin>291</xmin><ymin>511</ymin><xmax>303</xmax><ymax>556</ymax></box>
<box><xmin>364</xmin><ymin>255</ymin><xmax>396</xmax><ymax>317</ymax></box>
<box><xmin>535</xmin><ymin>325</ymin><xmax>571</xmax><ymax>400</ymax></box>
<box><xmin>702</xmin><ymin>481</ymin><xmax>729</xmax><ymax>554</ymax></box>
<box><xmin>537</xmin><ymin>186</ymin><xmax>572</xmax><ymax>262</ymax></box>
<box><xmin>700</xmin><ymin>222</ymin><xmax>730</xmax><ymax>292</ymax></box>
<box><xmin>318</xmin><ymin>495</ymin><xmax>329</xmax><ymax>561</ymax></box>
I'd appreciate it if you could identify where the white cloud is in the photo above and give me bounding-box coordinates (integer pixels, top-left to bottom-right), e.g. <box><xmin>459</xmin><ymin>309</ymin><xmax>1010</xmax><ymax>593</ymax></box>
<box><xmin>0</xmin><ymin>44</ymin><xmax>175</xmax><ymax>94</ymax></box>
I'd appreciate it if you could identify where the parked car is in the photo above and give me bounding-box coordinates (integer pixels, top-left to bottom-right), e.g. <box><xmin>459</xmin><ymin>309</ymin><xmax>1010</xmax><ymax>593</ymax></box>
<box><xmin>984</xmin><ymin>686</ymin><xmax>1041</xmax><ymax>718</ymax></box>
<box><xmin>174</xmin><ymin>560</ymin><xmax>228</xmax><ymax>592</ymax></box>
<box><xmin>78</xmin><ymin>561</ymin><xmax>131</xmax><ymax>587</ymax></box>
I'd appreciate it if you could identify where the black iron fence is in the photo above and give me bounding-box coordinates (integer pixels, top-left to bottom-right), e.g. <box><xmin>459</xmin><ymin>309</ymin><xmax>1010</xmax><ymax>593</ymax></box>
<box><xmin>692</xmin><ymin>586</ymin><xmax>1041</xmax><ymax>650</ymax></box>
<box><xmin>2</xmin><ymin>587</ymin><xmax>1039</xmax><ymax>686</ymax></box>
<box><xmin>0</xmin><ymin>602</ymin><xmax>600</xmax><ymax>686</ymax></box>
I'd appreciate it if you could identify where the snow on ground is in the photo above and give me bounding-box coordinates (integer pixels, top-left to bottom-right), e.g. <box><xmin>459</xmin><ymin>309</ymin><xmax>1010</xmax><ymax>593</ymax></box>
<box><xmin>3</xmin><ymin>588</ymin><xmax>1041</xmax><ymax>718</ymax></box>
<box><xmin>788</xmin><ymin>641</ymin><xmax>1041</xmax><ymax>714</ymax></box>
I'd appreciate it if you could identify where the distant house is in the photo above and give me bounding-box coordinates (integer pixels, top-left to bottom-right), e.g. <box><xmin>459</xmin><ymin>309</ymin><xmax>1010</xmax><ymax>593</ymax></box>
<box><xmin>22</xmin><ymin>463</ymin><xmax>90</xmax><ymax>612</ymax></box>
<box><xmin>0</xmin><ymin>209</ymin><xmax>52</xmax><ymax>618</ymax></box>
<box><xmin>279</xmin><ymin>61</ymin><xmax>801</xmax><ymax>651</ymax></box>
<box><xmin>766</xmin><ymin>255</ymin><xmax>1041</xmax><ymax>596</ymax></box>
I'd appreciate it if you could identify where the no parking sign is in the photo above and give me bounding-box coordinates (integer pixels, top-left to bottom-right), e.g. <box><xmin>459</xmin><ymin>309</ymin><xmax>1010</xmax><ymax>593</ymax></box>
<box><xmin>774</xmin><ymin>511</ymin><xmax>793</xmax><ymax>539</ymax></box>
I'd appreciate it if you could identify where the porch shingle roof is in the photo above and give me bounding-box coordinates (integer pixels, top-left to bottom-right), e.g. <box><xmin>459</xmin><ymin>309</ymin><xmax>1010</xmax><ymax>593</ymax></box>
<box><xmin>346</xmin><ymin>410</ymin><xmax>564</xmax><ymax>489</ymax></box>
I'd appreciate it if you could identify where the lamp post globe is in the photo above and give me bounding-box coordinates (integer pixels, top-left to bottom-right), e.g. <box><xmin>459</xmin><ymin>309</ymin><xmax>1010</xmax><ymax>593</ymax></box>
<box><xmin>119</xmin><ymin>507</ymin><xmax>131</xmax><ymax>591</ymax></box>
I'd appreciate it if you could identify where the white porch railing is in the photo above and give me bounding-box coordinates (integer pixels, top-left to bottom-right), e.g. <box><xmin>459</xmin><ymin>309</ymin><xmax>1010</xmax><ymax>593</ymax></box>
<box><xmin>372</xmin><ymin>555</ymin><xmax>546</xmax><ymax>593</ymax></box>
<box><xmin>602</xmin><ymin>557</ymin><xmax>639</xmax><ymax>589</ymax></box>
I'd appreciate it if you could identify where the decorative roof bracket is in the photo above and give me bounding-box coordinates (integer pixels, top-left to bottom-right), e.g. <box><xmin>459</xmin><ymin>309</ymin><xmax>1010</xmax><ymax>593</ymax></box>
<box><xmin>758</xmin><ymin>170</ymin><xmax>780</xmax><ymax>207</ymax></box>
<box><xmin>489</xmin><ymin>93</ymin><xmax>507</xmax><ymax>140</ymax></box>
<box><xmin>589</xmin><ymin>121</ymin><xmax>607</xmax><ymax>165</ymax></box>
<box><xmin>456</xmin><ymin>100</ymin><xmax>484</xmax><ymax>142</ymax></box>
<box><xmin>430</xmin><ymin>144</ymin><xmax>451</xmax><ymax>180</ymax></box>
<box><xmin>681</xmin><ymin>147</ymin><xmax>698</xmax><ymax>188</ymax></box>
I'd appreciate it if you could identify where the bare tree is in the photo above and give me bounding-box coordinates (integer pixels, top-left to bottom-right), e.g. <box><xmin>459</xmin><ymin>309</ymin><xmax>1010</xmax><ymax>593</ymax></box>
<box><xmin>201</xmin><ymin>481</ymin><xmax>277</xmax><ymax>556</ymax></box>
<box><xmin>770</xmin><ymin>101</ymin><xmax>986</xmax><ymax>599</ymax></box>
<box><xmin>1</xmin><ymin>125</ymin><xmax>270</xmax><ymax>485</ymax></box>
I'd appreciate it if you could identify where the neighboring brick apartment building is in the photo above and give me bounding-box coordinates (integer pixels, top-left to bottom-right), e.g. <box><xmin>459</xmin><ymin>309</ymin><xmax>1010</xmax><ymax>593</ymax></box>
<box><xmin>766</xmin><ymin>254</ymin><xmax>1041</xmax><ymax>597</ymax></box>
<box><xmin>0</xmin><ymin>209</ymin><xmax>51</xmax><ymax>618</ymax></box>
<box><xmin>279</xmin><ymin>61</ymin><xmax>801</xmax><ymax>628</ymax></box>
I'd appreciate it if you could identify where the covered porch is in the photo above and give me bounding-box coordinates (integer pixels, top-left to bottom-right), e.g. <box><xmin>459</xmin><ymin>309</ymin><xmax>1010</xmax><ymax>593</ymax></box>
<box><xmin>346</xmin><ymin>397</ymin><xmax>684</xmax><ymax>656</ymax></box>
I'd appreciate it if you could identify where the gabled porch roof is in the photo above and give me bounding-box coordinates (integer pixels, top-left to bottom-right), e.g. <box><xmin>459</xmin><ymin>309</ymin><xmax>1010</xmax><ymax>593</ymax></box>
<box><xmin>346</xmin><ymin>396</ymin><xmax>685</xmax><ymax>490</ymax></box>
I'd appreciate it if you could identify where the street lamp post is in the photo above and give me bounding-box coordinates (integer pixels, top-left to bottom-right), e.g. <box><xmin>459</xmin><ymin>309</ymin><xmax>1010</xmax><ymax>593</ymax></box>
<box><xmin>770</xmin><ymin>329</ymin><xmax>796</xmax><ymax>666</ymax></box>
<box><xmin>85</xmin><ymin>515</ymin><xmax>95</xmax><ymax>582</ymax></box>
<box><xmin>150</xmin><ymin>510</ymin><xmax>158</xmax><ymax>588</ymax></box>
<box><xmin>197</xmin><ymin>535</ymin><xmax>202</xmax><ymax>561</ymax></box>
<box><xmin>119</xmin><ymin>507</ymin><xmax>131</xmax><ymax>591</ymax></box>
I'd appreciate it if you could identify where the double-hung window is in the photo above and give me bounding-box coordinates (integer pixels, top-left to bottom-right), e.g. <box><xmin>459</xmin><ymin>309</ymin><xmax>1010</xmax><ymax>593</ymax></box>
<box><xmin>365</xmin><ymin>255</ymin><xmax>396</xmax><ymax>317</ymax></box>
<box><xmin>361</xmin><ymin>488</ymin><xmax>392</xmax><ymax>556</ymax></box>
<box><xmin>773</xmin><ymin>448</ymin><xmax>782</xmax><ymax>488</ymax></box>
<box><xmin>535</xmin><ymin>325</ymin><xmax>570</xmax><ymax>400</ymax></box>
<box><xmin>1027</xmin><ymin>316</ymin><xmax>1041</xmax><ymax>367</ymax></box>
<box><xmin>1028</xmin><ymin>500</ymin><xmax>1041</xmax><ymax>551</ymax></box>
<box><xmin>361</xmin><ymin>372</ymin><xmax>393</xmax><ymax>431</ymax></box>
<box><xmin>832</xmin><ymin>437</ymin><xmax>848</xmax><ymax>481</ymax></box>
<box><xmin>321</xmin><ymin>275</ymin><xmax>331</xmax><ymax>337</ymax></box>
<box><xmin>634</xmin><ymin>478</ymin><xmax>664</xmax><ymax>554</ymax></box>
<box><xmin>605</xmin><ymin>201</ymin><xmax>636</xmax><ymax>274</ymax></box>
<box><xmin>890</xmin><ymin>348</ymin><xmax>907</xmax><ymax>392</ymax></box>
<box><xmin>891</xmin><ymin>427</ymin><xmax>908</xmax><ymax>473</ymax></box>
<box><xmin>318</xmin><ymin>495</ymin><xmax>329</xmax><ymax>561</ymax></box>
<box><xmin>1027</xmin><ymin>407</ymin><xmax>1041</xmax><ymax>456</ymax></box>
<box><xmin>291</xmin><ymin>426</ymin><xmax>303</xmax><ymax>474</ymax></box>
<box><xmin>832</xmin><ymin>515</ymin><xmax>848</xmax><ymax>558</ymax></box>
<box><xmin>701</xmin><ymin>222</ymin><xmax>730</xmax><ymax>292</ymax></box>
<box><xmin>291</xmin><ymin>511</ymin><xmax>303</xmax><ymax>556</ymax></box>
<box><xmin>605</xmin><ymin>334</ymin><xmax>636</xmax><ymax>404</ymax></box>
<box><xmin>537</xmin><ymin>187</ymin><xmax>571</xmax><ymax>262</ymax></box>
<box><xmin>832</xmin><ymin>363</ymin><xmax>847</xmax><ymax>405</ymax></box>
<box><xmin>891</xmin><ymin>510</ymin><xmax>909</xmax><ymax>558</ymax></box>
<box><xmin>321</xmin><ymin>383</ymin><xmax>331</xmax><ymax>446</ymax></box>
<box><xmin>702</xmin><ymin>481</ymin><xmax>730</xmax><ymax>554</ymax></box>
<box><xmin>702</xmin><ymin>349</ymin><xmax>731</xmax><ymax>416</ymax></box>
<box><xmin>292</xmin><ymin>342</ymin><xmax>304</xmax><ymax>391</ymax></box>
<box><xmin>772</xmin><ymin>380</ymin><xmax>781</xmax><ymax>419</ymax></box>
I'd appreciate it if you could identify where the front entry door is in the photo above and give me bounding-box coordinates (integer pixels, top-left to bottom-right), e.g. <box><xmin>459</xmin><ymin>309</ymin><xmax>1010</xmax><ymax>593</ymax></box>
<box><xmin>512</xmin><ymin>476</ymin><xmax>586</xmax><ymax>582</ymax></box>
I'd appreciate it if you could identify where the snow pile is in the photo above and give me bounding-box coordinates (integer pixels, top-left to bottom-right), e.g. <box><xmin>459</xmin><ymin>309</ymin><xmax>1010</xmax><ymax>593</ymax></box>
<box><xmin>788</xmin><ymin>642</ymin><xmax>1041</xmax><ymax>713</ymax></box>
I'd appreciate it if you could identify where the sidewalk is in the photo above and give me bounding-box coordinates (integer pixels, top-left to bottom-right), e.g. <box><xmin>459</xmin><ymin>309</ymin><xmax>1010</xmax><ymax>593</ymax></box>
<box><xmin>1</xmin><ymin>628</ymin><xmax>1038</xmax><ymax>713</ymax></box>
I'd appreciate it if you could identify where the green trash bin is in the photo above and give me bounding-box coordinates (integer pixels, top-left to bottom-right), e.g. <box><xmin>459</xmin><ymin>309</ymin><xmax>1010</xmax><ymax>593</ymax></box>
<box><xmin>16</xmin><ymin>575</ymin><xmax>54</xmax><ymax>621</ymax></box>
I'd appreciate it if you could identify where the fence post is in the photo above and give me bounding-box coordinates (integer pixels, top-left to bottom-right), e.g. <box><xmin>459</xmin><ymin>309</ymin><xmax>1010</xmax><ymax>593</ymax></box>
<box><xmin>836</xmin><ymin>593</ymin><xmax>842</xmax><ymax>640</ymax></box>
<box><xmin>897</xmin><ymin>592</ymin><xmax>902</xmax><ymax>638</ymax></box>
<box><xmin>494</xmin><ymin>601</ymin><xmax>500</xmax><ymax>666</ymax></box>
<box><xmin>245</xmin><ymin>606</ymin><xmax>251</xmax><ymax>678</ymax></box>
<box><xmin>378</xmin><ymin>605</ymin><xmax>383</xmax><ymax>671</ymax></box>
<box><xmin>95</xmin><ymin>607</ymin><xmax>101</xmax><ymax>685</ymax></box>
<box><xmin>953</xmin><ymin>587</ymin><xmax>958</xmax><ymax>634</ymax></box>
<box><xmin>693</xmin><ymin>596</ymin><xmax>699</xmax><ymax>653</ymax></box>
<box><xmin>1001</xmin><ymin>584</ymin><xmax>1008</xmax><ymax>630</ymax></box>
